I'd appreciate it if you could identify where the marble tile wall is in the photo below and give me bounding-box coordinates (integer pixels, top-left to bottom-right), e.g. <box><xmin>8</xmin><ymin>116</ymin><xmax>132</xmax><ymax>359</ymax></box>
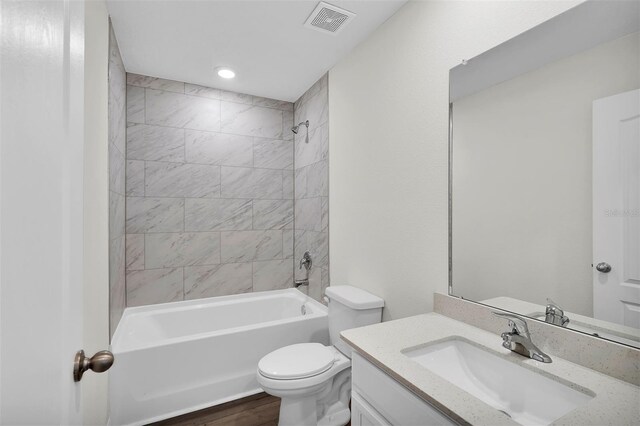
<box><xmin>294</xmin><ymin>74</ymin><xmax>330</xmax><ymax>301</ymax></box>
<box><xmin>124</xmin><ymin>73</ymin><xmax>295</xmax><ymax>306</ymax></box>
<box><xmin>108</xmin><ymin>23</ymin><xmax>126</xmax><ymax>336</ymax></box>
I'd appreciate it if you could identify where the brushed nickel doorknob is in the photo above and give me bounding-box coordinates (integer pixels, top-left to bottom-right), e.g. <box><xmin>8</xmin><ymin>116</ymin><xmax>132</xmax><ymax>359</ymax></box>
<box><xmin>73</xmin><ymin>350</ymin><xmax>114</xmax><ymax>382</ymax></box>
<box><xmin>595</xmin><ymin>262</ymin><xmax>612</xmax><ymax>273</ymax></box>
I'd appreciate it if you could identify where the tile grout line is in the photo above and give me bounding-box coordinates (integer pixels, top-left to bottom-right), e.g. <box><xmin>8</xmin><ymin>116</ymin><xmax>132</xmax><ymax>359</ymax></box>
<box><xmin>128</xmin><ymin>157</ymin><xmax>293</xmax><ymax>173</ymax></box>
<box><xmin>127</xmin><ymin>114</ymin><xmax>289</xmax><ymax>140</ymax></box>
<box><xmin>128</xmin><ymin>80</ymin><xmax>293</xmax><ymax>113</ymax></box>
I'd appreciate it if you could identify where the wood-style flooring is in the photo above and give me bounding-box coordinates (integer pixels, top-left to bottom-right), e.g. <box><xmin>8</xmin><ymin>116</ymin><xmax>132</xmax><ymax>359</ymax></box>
<box><xmin>151</xmin><ymin>393</ymin><xmax>280</xmax><ymax>426</ymax></box>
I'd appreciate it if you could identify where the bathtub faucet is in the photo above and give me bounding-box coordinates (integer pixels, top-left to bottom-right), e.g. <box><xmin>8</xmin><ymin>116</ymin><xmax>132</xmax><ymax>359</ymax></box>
<box><xmin>294</xmin><ymin>279</ymin><xmax>309</xmax><ymax>288</ymax></box>
<box><xmin>295</xmin><ymin>252</ymin><xmax>312</xmax><ymax>289</ymax></box>
<box><xmin>299</xmin><ymin>251</ymin><xmax>312</xmax><ymax>271</ymax></box>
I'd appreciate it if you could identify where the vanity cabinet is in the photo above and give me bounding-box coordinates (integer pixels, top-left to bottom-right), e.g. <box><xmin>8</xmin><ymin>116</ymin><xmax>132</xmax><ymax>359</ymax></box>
<box><xmin>351</xmin><ymin>352</ymin><xmax>456</xmax><ymax>426</ymax></box>
<box><xmin>351</xmin><ymin>393</ymin><xmax>391</xmax><ymax>426</ymax></box>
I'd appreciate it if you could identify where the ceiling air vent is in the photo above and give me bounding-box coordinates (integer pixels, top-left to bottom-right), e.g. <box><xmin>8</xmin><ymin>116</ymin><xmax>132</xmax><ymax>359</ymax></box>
<box><xmin>304</xmin><ymin>2</ymin><xmax>355</xmax><ymax>35</ymax></box>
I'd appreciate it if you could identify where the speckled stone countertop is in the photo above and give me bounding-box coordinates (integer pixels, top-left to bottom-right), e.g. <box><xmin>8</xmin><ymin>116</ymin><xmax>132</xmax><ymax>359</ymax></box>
<box><xmin>341</xmin><ymin>313</ymin><xmax>640</xmax><ymax>426</ymax></box>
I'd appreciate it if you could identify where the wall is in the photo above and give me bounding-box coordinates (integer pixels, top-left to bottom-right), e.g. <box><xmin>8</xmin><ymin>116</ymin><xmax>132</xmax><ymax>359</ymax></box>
<box><xmin>453</xmin><ymin>32</ymin><xmax>639</xmax><ymax>315</ymax></box>
<box><xmin>328</xmin><ymin>0</ymin><xmax>582</xmax><ymax>321</ymax></box>
<box><xmin>84</xmin><ymin>2</ymin><xmax>110</xmax><ymax>422</ymax></box>
<box><xmin>108</xmin><ymin>21</ymin><xmax>126</xmax><ymax>334</ymax></box>
<box><xmin>294</xmin><ymin>75</ymin><xmax>330</xmax><ymax>301</ymax></box>
<box><xmin>124</xmin><ymin>74</ymin><xmax>295</xmax><ymax>306</ymax></box>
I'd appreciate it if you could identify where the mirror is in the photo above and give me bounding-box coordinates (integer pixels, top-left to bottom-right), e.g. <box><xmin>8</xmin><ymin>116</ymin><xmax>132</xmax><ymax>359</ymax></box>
<box><xmin>449</xmin><ymin>0</ymin><xmax>640</xmax><ymax>348</ymax></box>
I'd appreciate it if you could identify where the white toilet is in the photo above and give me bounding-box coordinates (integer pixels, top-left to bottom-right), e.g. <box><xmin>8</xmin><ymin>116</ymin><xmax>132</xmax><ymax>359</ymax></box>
<box><xmin>257</xmin><ymin>285</ymin><xmax>384</xmax><ymax>426</ymax></box>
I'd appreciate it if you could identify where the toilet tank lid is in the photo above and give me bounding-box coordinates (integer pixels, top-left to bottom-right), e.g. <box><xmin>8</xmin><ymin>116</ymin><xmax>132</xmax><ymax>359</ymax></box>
<box><xmin>325</xmin><ymin>286</ymin><xmax>384</xmax><ymax>310</ymax></box>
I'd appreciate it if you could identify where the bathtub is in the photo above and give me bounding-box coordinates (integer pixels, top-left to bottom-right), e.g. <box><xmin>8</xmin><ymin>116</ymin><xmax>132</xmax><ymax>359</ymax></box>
<box><xmin>109</xmin><ymin>289</ymin><xmax>329</xmax><ymax>425</ymax></box>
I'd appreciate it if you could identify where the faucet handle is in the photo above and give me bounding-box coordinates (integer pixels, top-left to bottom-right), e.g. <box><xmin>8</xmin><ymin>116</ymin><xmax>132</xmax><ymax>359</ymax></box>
<box><xmin>546</xmin><ymin>298</ymin><xmax>564</xmax><ymax>315</ymax></box>
<box><xmin>545</xmin><ymin>298</ymin><xmax>570</xmax><ymax>326</ymax></box>
<box><xmin>492</xmin><ymin>311</ymin><xmax>530</xmax><ymax>338</ymax></box>
<box><xmin>299</xmin><ymin>251</ymin><xmax>312</xmax><ymax>270</ymax></box>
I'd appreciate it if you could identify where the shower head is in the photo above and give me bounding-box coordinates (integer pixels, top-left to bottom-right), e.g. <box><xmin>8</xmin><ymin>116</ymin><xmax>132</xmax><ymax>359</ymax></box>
<box><xmin>291</xmin><ymin>120</ymin><xmax>309</xmax><ymax>134</ymax></box>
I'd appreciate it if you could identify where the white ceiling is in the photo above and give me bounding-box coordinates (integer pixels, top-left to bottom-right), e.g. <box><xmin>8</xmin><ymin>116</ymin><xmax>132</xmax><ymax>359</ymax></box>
<box><xmin>107</xmin><ymin>0</ymin><xmax>407</xmax><ymax>102</ymax></box>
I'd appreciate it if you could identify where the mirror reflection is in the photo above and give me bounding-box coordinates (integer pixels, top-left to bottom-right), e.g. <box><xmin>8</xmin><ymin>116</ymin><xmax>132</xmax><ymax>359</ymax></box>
<box><xmin>450</xmin><ymin>0</ymin><xmax>640</xmax><ymax>348</ymax></box>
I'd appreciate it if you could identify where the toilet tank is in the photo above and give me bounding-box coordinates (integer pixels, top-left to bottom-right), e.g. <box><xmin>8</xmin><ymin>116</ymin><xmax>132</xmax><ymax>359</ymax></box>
<box><xmin>325</xmin><ymin>286</ymin><xmax>384</xmax><ymax>357</ymax></box>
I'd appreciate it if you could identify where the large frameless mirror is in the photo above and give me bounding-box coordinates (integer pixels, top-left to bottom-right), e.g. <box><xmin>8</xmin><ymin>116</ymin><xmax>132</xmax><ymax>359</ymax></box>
<box><xmin>449</xmin><ymin>0</ymin><xmax>640</xmax><ymax>348</ymax></box>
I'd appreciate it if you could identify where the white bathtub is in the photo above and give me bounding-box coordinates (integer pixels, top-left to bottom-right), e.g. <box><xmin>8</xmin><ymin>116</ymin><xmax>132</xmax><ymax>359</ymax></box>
<box><xmin>109</xmin><ymin>289</ymin><xmax>329</xmax><ymax>425</ymax></box>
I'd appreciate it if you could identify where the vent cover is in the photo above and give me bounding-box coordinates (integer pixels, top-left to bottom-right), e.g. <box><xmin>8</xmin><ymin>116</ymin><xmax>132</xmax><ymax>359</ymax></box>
<box><xmin>304</xmin><ymin>2</ymin><xmax>355</xmax><ymax>35</ymax></box>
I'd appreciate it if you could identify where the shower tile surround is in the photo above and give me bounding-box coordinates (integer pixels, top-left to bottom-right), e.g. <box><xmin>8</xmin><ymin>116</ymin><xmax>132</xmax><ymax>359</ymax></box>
<box><xmin>294</xmin><ymin>75</ymin><xmax>330</xmax><ymax>300</ymax></box>
<box><xmin>123</xmin><ymin>72</ymin><xmax>329</xmax><ymax>306</ymax></box>
<box><xmin>108</xmin><ymin>23</ymin><xmax>127</xmax><ymax>336</ymax></box>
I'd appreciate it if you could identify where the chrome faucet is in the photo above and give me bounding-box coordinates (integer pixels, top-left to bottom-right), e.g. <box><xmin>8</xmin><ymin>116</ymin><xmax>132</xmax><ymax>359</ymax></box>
<box><xmin>545</xmin><ymin>298</ymin><xmax>570</xmax><ymax>327</ymax></box>
<box><xmin>294</xmin><ymin>278</ymin><xmax>309</xmax><ymax>288</ymax></box>
<box><xmin>493</xmin><ymin>312</ymin><xmax>552</xmax><ymax>363</ymax></box>
<box><xmin>299</xmin><ymin>251</ymin><xmax>312</xmax><ymax>271</ymax></box>
<box><xmin>294</xmin><ymin>251</ymin><xmax>312</xmax><ymax>289</ymax></box>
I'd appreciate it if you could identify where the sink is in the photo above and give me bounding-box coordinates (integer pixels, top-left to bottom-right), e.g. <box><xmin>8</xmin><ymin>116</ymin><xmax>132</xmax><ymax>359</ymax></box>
<box><xmin>403</xmin><ymin>338</ymin><xmax>594</xmax><ymax>425</ymax></box>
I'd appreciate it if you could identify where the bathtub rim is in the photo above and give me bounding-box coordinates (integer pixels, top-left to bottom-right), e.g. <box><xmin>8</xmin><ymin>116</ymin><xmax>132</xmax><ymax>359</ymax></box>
<box><xmin>112</xmin><ymin>288</ymin><xmax>328</xmax><ymax>354</ymax></box>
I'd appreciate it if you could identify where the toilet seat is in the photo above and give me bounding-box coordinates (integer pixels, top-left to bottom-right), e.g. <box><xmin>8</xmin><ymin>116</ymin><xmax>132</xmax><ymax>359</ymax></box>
<box><xmin>258</xmin><ymin>343</ymin><xmax>336</xmax><ymax>380</ymax></box>
<box><xmin>258</xmin><ymin>343</ymin><xmax>351</xmax><ymax>391</ymax></box>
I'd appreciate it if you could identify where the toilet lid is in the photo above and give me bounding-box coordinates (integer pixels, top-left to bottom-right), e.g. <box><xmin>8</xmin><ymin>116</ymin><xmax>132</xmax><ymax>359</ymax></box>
<box><xmin>258</xmin><ymin>343</ymin><xmax>336</xmax><ymax>380</ymax></box>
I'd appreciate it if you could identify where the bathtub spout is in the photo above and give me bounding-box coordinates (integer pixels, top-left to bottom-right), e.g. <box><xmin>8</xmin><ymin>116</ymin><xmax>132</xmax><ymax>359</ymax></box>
<box><xmin>294</xmin><ymin>278</ymin><xmax>309</xmax><ymax>288</ymax></box>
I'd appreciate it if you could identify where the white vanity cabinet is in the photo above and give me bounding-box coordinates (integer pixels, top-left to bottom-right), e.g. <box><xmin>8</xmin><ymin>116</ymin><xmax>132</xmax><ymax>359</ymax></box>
<box><xmin>350</xmin><ymin>352</ymin><xmax>457</xmax><ymax>426</ymax></box>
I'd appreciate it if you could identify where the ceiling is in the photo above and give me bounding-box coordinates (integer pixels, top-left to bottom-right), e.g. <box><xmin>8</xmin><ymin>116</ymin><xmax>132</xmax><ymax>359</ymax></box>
<box><xmin>107</xmin><ymin>0</ymin><xmax>407</xmax><ymax>102</ymax></box>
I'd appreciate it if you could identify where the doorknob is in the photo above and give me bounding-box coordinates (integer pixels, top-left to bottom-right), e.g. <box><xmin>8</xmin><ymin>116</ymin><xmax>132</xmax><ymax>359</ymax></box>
<box><xmin>595</xmin><ymin>262</ymin><xmax>612</xmax><ymax>273</ymax></box>
<box><xmin>73</xmin><ymin>350</ymin><xmax>114</xmax><ymax>382</ymax></box>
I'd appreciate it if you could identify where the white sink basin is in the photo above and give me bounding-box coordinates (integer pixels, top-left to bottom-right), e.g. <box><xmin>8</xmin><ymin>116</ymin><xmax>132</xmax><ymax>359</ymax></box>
<box><xmin>403</xmin><ymin>338</ymin><xmax>594</xmax><ymax>425</ymax></box>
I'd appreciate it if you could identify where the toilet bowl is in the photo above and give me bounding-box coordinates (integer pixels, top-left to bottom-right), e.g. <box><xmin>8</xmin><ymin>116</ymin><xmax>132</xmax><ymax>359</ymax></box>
<box><xmin>256</xmin><ymin>286</ymin><xmax>384</xmax><ymax>426</ymax></box>
<box><xmin>257</xmin><ymin>343</ymin><xmax>351</xmax><ymax>426</ymax></box>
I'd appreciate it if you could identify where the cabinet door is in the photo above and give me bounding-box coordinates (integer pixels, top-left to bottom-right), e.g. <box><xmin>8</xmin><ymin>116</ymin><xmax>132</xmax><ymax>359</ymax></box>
<box><xmin>352</xmin><ymin>352</ymin><xmax>457</xmax><ymax>426</ymax></box>
<box><xmin>351</xmin><ymin>392</ymin><xmax>391</xmax><ymax>426</ymax></box>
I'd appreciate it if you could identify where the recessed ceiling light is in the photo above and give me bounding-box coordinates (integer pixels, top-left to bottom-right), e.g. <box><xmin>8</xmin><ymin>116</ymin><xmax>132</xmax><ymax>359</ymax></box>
<box><xmin>216</xmin><ymin>68</ymin><xmax>235</xmax><ymax>79</ymax></box>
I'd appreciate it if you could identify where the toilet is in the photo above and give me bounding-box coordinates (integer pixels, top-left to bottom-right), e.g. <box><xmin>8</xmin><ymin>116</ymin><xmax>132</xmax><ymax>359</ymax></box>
<box><xmin>257</xmin><ymin>285</ymin><xmax>384</xmax><ymax>426</ymax></box>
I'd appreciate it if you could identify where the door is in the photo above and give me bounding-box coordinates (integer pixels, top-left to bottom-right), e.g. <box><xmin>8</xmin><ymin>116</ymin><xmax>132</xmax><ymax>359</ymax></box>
<box><xmin>593</xmin><ymin>89</ymin><xmax>640</xmax><ymax>328</ymax></box>
<box><xmin>351</xmin><ymin>393</ymin><xmax>391</xmax><ymax>426</ymax></box>
<box><xmin>1</xmin><ymin>0</ymin><xmax>110</xmax><ymax>423</ymax></box>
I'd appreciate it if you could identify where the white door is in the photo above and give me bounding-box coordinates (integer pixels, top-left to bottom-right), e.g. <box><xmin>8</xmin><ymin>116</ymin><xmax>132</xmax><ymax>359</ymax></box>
<box><xmin>1</xmin><ymin>0</ymin><xmax>110</xmax><ymax>423</ymax></box>
<box><xmin>593</xmin><ymin>89</ymin><xmax>640</xmax><ymax>328</ymax></box>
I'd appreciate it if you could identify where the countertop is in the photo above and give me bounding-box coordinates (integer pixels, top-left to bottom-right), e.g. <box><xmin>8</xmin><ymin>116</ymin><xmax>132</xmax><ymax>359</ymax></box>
<box><xmin>341</xmin><ymin>313</ymin><xmax>640</xmax><ymax>426</ymax></box>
